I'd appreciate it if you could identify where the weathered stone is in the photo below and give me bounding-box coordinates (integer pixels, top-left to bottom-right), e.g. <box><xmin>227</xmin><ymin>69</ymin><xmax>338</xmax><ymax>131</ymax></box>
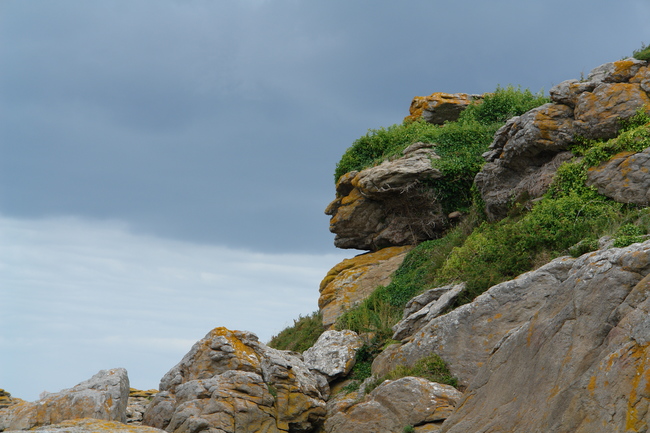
<box><xmin>318</xmin><ymin>246</ymin><xmax>412</xmax><ymax>329</ymax></box>
<box><xmin>2</xmin><ymin>418</ymin><xmax>167</xmax><ymax>432</ymax></box>
<box><xmin>631</xmin><ymin>64</ymin><xmax>650</xmax><ymax>93</ymax></box>
<box><xmin>0</xmin><ymin>369</ymin><xmax>130</xmax><ymax>431</ymax></box>
<box><xmin>549</xmin><ymin>79</ymin><xmax>597</xmax><ymax>107</ymax></box>
<box><xmin>303</xmin><ymin>330</ymin><xmax>363</xmax><ymax>381</ymax></box>
<box><xmin>475</xmin><ymin>103</ymin><xmax>576</xmax><ymax>220</ymax></box>
<box><xmin>404</xmin><ymin>92</ymin><xmax>482</xmax><ymax>124</ymax></box>
<box><xmin>324</xmin><ymin>377</ymin><xmax>462</xmax><ymax>433</ymax></box>
<box><xmin>573</xmin><ymin>82</ymin><xmax>650</xmax><ymax>139</ymax></box>
<box><xmin>142</xmin><ymin>327</ymin><xmax>327</xmax><ymax>433</ymax></box>
<box><xmin>440</xmin><ymin>241</ymin><xmax>650</xmax><ymax>433</ymax></box>
<box><xmin>326</xmin><ymin>145</ymin><xmax>447</xmax><ymax>251</ymax></box>
<box><xmin>126</xmin><ymin>389</ymin><xmax>158</xmax><ymax>425</ymax></box>
<box><xmin>586</xmin><ymin>58</ymin><xmax>647</xmax><ymax>84</ymax></box>
<box><xmin>372</xmin><ymin>257</ymin><xmax>575</xmax><ymax>384</ymax></box>
<box><xmin>0</xmin><ymin>390</ymin><xmax>23</xmax><ymax>410</ymax></box>
<box><xmin>392</xmin><ymin>283</ymin><xmax>464</xmax><ymax>342</ymax></box>
<box><xmin>587</xmin><ymin>146</ymin><xmax>650</xmax><ymax>206</ymax></box>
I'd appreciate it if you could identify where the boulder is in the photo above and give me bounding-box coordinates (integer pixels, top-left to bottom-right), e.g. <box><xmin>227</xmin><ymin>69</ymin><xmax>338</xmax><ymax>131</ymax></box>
<box><xmin>372</xmin><ymin>257</ymin><xmax>575</xmax><ymax>384</ymax></box>
<box><xmin>392</xmin><ymin>283</ymin><xmax>464</xmax><ymax>342</ymax></box>
<box><xmin>587</xmin><ymin>146</ymin><xmax>650</xmax><ymax>206</ymax></box>
<box><xmin>477</xmin><ymin>58</ymin><xmax>650</xmax><ymax>221</ymax></box>
<box><xmin>142</xmin><ymin>327</ymin><xmax>327</xmax><ymax>433</ymax></box>
<box><xmin>126</xmin><ymin>388</ymin><xmax>158</xmax><ymax>425</ymax></box>
<box><xmin>324</xmin><ymin>377</ymin><xmax>462</xmax><ymax>433</ymax></box>
<box><xmin>0</xmin><ymin>368</ymin><xmax>130</xmax><ymax>431</ymax></box>
<box><xmin>1</xmin><ymin>418</ymin><xmax>167</xmax><ymax>432</ymax></box>
<box><xmin>303</xmin><ymin>330</ymin><xmax>363</xmax><ymax>381</ymax></box>
<box><xmin>404</xmin><ymin>92</ymin><xmax>482</xmax><ymax>124</ymax></box>
<box><xmin>326</xmin><ymin>144</ymin><xmax>447</xmax><ymax>251</ymax></box>
<box><xmin>318</xmin><ymin>246</ymin><xmax>413</xmax><ymax>329</ymax></box>
<box><xmin>440</xmin><ymin>240</ymin><xmax>650</xmax><ymax>432</ymax></box>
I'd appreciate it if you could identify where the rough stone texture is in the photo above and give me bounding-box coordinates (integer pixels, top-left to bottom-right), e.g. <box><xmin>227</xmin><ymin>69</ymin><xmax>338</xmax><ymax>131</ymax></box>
<box><xmin>303</xmin><ymin>330</ymin><xmax>363</xmax><ymax>382</ymax></box>
<box><xmin>392</xmin><ymin>284</ymin><xmax>464</xmax><ymax>342</ymax></box>
<box><xmin>404</xmin><ymin>92</ymin><xmax>482</xmax><ymax>124</ymax></box>
<box><xmin>0</xmin><ymin>390</ymin><xmax>23</xmax><ymax>410</ymax></box>
<box><xmin>475</xmin><ymin>104</ymin><xmax>576</xmax><ymax>220</ymax></box>
<box><xmin>318</xmin><ymin>246</ymin><xmax>413</xmax><ymax>329</ymax></box>
<box><xmin>587</xmin><ymin>147</ymin><xmax>650</xmax><ymax>206</ymax></box>
<box><xmin>142</xmin><ymin>327</ymin><xmax>327</xmax><ymax>433</ymax></box>
<box><xmin>440</xmin><ymin>241</ymin><xmax>650</xmax><ymax>433</ymax></box>
<box><xmin>477</xmin><ymin>58</ymin><xmax>650</xmax><ymax>221</ymax></box>
<box><xmin>2</xmin><ymin>418</ymin><xmax>167</xmax><ymax>432</ymax></box>
<box><xmin>326</xmin><ymin>144</ymin><xmax>447</xmax><ymax>251</ymax></box>
<box><xmin>126</xmin><ymin>389</ymin><xmax>158</xmax><ymax>425</ymax></box>
<box><xmin>324</xmin><ymin>377</ymin><xmax>462</xmax><ymax>433</ymax></box>
<box><xmin>372</xmin><ymin>257</ymin><xmax>575</xmax><ymax>384</ymax></box>
<box><xmin>0</xmin><ymin>369</ymin><xmax>130</xmax><ymax>431</ymax></box>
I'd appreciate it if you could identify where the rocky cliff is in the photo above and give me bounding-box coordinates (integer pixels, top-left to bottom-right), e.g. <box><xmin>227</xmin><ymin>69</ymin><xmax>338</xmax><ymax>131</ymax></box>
<box><xmin>3</xmin><ymin>55</ymin><xmax>650</xmax><ymax>433</ymax></box>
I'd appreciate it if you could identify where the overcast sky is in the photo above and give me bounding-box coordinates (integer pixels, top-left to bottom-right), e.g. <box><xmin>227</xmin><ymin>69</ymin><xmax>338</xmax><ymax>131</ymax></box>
<box><xmin>1</xmin><ymin>0</ymin><xmax>649</xmax><ymax>401</ymax></box>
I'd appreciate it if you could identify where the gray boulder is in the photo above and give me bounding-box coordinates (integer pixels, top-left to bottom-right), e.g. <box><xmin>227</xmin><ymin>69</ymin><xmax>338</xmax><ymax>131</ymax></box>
<box><xmin>303</xmin><ymin>330</ymin><xmax>363</xmax><ymax>382</ymax></box>
<box><xmin>0</xmin><ymin>368</ymin><xmax>130</xmax><ymax>431</ymax></box>
<box><xmin>324</xmin><ymin>377</ymin><xmax>462</xmax><ymax>433</ymax></box>
<box><xmin>441</xmin><ymin>240</ymin><xmax>650</xmax><ymax>432</ymax></box>
<box><xmin>587</xmin><ymin>147</ymin><xmax>650</xmax><ymax>206</ymax></box>
<box><xmin>392</xmin><ymin>284</ymin><xmax>464</xmax><ymax>342</ymax></box>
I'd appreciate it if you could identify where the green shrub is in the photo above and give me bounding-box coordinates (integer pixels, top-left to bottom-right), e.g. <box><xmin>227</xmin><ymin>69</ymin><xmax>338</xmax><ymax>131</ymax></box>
<box><xmin>613</xmin><ymin>223</ymin><xmax>646</xmax><ymax>248</ymax></box>
<box><xmin>365</xmin><ymin>353</ymin><xmax>458</xmax><ymax>394</ymax></box>
<box><xmin>459</xmin><ymin>85</ymin><xmax>549</xmax><ymax>124</ymax></box>
<box><xmin>403</xmin><ymin>426</ymin><xmax>415</xmax><ymax>433</ymax></box>
<box><xmin>633</xmin><ymin>43</ymin><xmax>650</xmax><ymax>61</ymax></box>
<box><xmin>267</xmin><ymin>311</ymin><xmax>324</xmax><ymax>352</ymax></box>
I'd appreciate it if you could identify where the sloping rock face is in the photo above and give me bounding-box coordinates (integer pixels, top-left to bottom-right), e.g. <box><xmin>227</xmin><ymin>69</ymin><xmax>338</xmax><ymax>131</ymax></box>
<box><xmin>324</xmin><ymin>377</ymin><xmax>462</xmax><ymax>433</ymax></box>
<box><xmin>0</xmin><ymin>369</ymin><xmax>130</xmax><ymax>431</ymax></box>
<box><xmin>325</xmin><ymin>144</ymin><xmax>446</xmax><ymax>251</ymax></box>
<box><xmin>372</xmin><ymin>257</ymin><xmax>575</xmax><ymax>384</ymax></box>
<box><xmin>142</xmin><ymin>327</ymin><xmax>327</xmax><ymax>433</ymax></box>
<box><xmin>587</xmin><ymin>145</ymin><xmax>650</xmax><ymax>206</ymax></box>
<box><xmin>404</xmin><ymin>92</ymin><xmax>482</xmax><ymax>124</ymax></box>
<box><xmin>440</xmin><ymin>241</ymin><xmax>650</xmax><ymax>432</ymax></box>
<box><xmin>318</xmin><ymin>246</ymin><xmax>412</xmax><ymax>328</ymax></box>
<box><xmin>476</xmin><ymin>58</ymin><xmax>650</xmax><ymax>220</ymax></box>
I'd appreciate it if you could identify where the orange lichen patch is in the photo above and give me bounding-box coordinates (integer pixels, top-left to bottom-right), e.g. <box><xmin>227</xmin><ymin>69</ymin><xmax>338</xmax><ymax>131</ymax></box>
<box><xmin>129</xmin><ymin>388</ymin><xmax>158</xmax><ymax>398</ymax></box>
<box><xmin>611</xmin><ymin>60</ymin><xmax>643</xmax><ymax>82</ymax></box>
<box><xmin>625</xmin><ymin>343</ymin><xmax>650</xmax><ymax>432</ymax></box>
<box><xmin>534</xmin><ymin>104</ymin><xmax>572</xmax><ymax>142</ymax></box>
<box><xmin>486</xmin><ymin>313</ymin><xmax>503</xmax><ymax>323</ymax></box>
<box><xmin>404</xmin><ymin>92</ymin><xmax>482</xmax><ymax>123</ymax></box>
<box><xmin>587</xmin><ymin>376</ymin><xmax>597</xmax><ymax>395</ymax></box>
<box><xmin>37</xmin><ymin>418</ymin><xmax>166</xmax><ymax>432</ymax></box>
<box><xmin>213</xmin><ymin>327</ymin><xmax>257</xmax><ymax>360</ymax></box>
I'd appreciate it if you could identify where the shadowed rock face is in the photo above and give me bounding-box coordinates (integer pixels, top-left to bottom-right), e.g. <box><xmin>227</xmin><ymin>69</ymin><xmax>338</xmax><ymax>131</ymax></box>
<box><xmin>142</xmin><ymin>327</ymin><xmax>328</xmax><ymax>433</ymax></box>
<box><xmin>587</xmin><ymin>145</ymin><xmax>650</xmax><ymax>206</ymax></box>
<box><xmin>476</xmin><ymin>58</ymin><xmax>650</xmax><ymax>221</ymax></box>
<box><xmin>326</xmin><ymin>144</ymin><xmax>447</xmax><ymax>251</ymax></box>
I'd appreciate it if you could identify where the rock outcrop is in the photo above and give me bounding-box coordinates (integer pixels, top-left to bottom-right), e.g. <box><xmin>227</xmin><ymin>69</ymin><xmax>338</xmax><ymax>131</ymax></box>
<box><xmin>318</xmin><ymin>246</ymin><xmax>412</xmax><ymax>328</ymax></box>
<box><xmin>0</xmin><ymin>369</ymin><xmax>130</xmax><ymax>431</ymax></box>
<box><xmin>440</xmin><ymin>241</ymin><xmax>650</xmax><ymax>432</ymax></box>
<box><xmin>324</xmin><ymin>377</ymin><xmax>462</xmax><ymax>433</ymax></box>
<box><xmin>476</xmin><ymin>58</ymin><xmax>650</xmax><ymax>220</ymax></box>
<box><xmin>325</xmin><ymin>143</ymin><xmax>446</xmax><ymax>251</ymax></box>
<box><xmin>587</xmin><ymin>145</ymin><xmax>650</xmax><ymax>206</ymax></box>
<box><xmin>142</xmin><ymin>327</ymin><xmax>327</xmax><ymax>433</ymax></box>
<box><xmin>404</xmin><ymin>92</ymin><xmax>482</xmax><ymax>124</ymax></box>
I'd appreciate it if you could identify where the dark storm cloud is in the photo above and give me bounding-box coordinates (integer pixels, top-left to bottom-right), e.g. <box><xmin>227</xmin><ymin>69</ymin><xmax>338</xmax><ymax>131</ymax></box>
<box><xmin>1</xmin><ymin>0</ymin><xmax>649</xmax><ymax>253</ymax></box>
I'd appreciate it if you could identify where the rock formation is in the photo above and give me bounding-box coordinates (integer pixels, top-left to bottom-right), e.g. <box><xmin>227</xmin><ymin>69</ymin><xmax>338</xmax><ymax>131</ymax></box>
<box><xmin>318</xmin><ymin>246</ymin><xmax>412</xmax><ymax>328</ymax></box>
<box><xmin>0</xmin><ymin>369</ymin><xmax>130</xmax><ymax>431</ymax></box>
<box><xmin>587</xmin><ymin>146</ymin><xmax>650</xmax><ymax>206</ymax></box>
<box><xmin>2</xmin><ymin>418</ymin><xmax>166</xmax><ymax>433</ymax></box>
<box><xmin>404</xmin><ymin>92</ymin><xmax>483</xmax><ymax>124</ymax></box>
<box><xmin>325</xmin><ymin>143</ymin><xmax>447</xmax><ymax>251</ymax></box>
<box><xmin>324</xmin><ymin>377</ymin><xmax>462</xmax><ymax>433</ymax></box>
<box><xmin>303</xmin><ymin>330</ymin><xmax>363</xmax><ymax>382</ymax></box>
<box><xmin>142</xmin><ymin>327</ymin><xmax>328</xmax><ymax>433</ymax></box>
<box><xmin>476</xmin><ymin>58</ymin><xmax>650</xmax><ymax>220</ymax></box>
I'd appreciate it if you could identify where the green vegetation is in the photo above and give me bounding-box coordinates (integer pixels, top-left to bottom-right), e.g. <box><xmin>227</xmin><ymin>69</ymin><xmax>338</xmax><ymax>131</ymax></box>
<box><xmin>403</xmin><ymin>425</ymin><xmax>415</xmax><ymax>433</ymax></box>
<box><xmin>334</xmin><ymin>86</ymin><xmax>549</xmax><ymax>212</ymax></box>
<box><xmin>368</xmin><ymin>354</ymin><xmax>458</xmax><ymax>394</ymax></box>
<box><xmin>633</xmin><ymin>43</ymin><xmax>650</xmax><ymax>61</ymax></box>
<box><xmin>267</xmin><ymin>311</ymin><xmax>324</xmax><ymax>352</ymax></box>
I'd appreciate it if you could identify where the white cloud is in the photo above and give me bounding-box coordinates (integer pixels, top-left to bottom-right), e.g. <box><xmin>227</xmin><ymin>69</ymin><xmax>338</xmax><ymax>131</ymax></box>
<box><xmin>0</xmin><ymin>214</ymin><xmax>349</xmax><ymax>401</ymax></box>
